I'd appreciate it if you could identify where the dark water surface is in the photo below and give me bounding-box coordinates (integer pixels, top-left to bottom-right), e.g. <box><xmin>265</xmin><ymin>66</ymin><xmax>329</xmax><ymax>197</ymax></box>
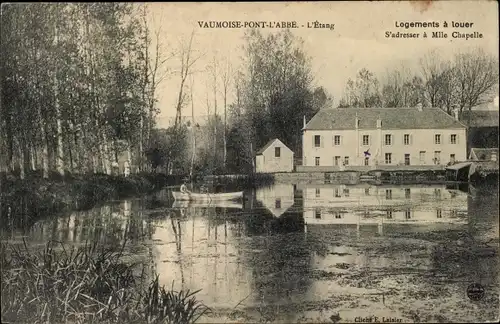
<box><xmin>3</xmin><ymin>182</ymin><xmax>499</xmax><ymax>323</ymax></box>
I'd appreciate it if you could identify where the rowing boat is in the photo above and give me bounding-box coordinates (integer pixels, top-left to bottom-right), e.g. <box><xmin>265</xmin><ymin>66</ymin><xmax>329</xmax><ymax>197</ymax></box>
<box><xmin>171</xmin><ymin>200</ymin><xmax>243</xmax><ymax>209</ymax></box>
<box><xmin>172</xmin><ymin>191</ymin><xmax>244</xmax><ymax>201</ymax></box>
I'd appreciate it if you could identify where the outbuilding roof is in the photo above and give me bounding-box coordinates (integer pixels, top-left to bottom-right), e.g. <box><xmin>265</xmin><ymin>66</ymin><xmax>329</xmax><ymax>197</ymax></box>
<box><xmin>256</xmin><ymin>138</ymin><xmax>293</xmax><ymax>155</ymax></box>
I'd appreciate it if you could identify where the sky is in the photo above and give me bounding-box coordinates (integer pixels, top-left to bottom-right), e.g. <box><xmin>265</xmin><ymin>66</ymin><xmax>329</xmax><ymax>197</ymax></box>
<box><xmin>144</xmin><ymin>1</ymin><xmax>499</xmax><ymax>128</ymax></box>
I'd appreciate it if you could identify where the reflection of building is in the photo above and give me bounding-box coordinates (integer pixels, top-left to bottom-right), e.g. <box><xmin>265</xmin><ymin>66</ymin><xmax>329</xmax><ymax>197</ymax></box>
<box><xmin>301</xmin><ymin>107</ymin><xmax>467</xmax><ymax>169</ymax></box>
<box><xmin>302</xmin><ymin>184</ymin><xmax>468</xmax><ymax>228</ymax></box>
<box><xmin>256</xmin><ymin>138</ymin><xmax>294</xmax><ymax>173</ymax></box>
<box><xmin>255</xmin><ymin>184</ymin><xmax>295</xmax><ymax>217</ymax></box>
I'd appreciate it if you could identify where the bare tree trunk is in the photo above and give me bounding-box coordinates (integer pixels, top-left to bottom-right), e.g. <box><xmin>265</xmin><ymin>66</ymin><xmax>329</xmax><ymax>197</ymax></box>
<box><xmin>190</xmin><ymin>76</ymin><xmax>196</xmax><ymax>178</ymax></box>
<box><xmin>221</xmin><ymin>58</ymin><xmax>230</xmax><ymax>173</ymax></box>
<box><xmin>18</xmin><ymin>138</ymin><xmax>25</xmax><ymax>179</ymax></box>
<box><xmin>54</xmin><ymin>79</ymin><xmax>65</xmax><ymax>175</ymax></box>
<box><xmin>223</xmin><ymin>93</ymin><xmax>227</xmax><ymax>172</ymax></box>
<box><xmin>250</xmin><ymin>142</ymin><xmax>255</xmax><ymax>174</ymax></box>
<box><xmin>30</xmin><ymin>144</ymin><xmax>36</xmax><ymax>171</ymax></box>
<box><xmin>212</xmin><ymin>56</ymin><xmax>218</xmax><ymax>174</ymax></box>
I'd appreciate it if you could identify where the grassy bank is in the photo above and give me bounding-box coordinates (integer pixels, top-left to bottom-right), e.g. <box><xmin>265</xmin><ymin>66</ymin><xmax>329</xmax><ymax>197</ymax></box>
<box><xmin>0</xmin><ymin>172</ymin><xmax>181</xmax><ymax>231</ymax></box>
<box><xmin>1</xmin><ymin>240</ymin><xmax>209</xmax><ymax>324</ymax></box>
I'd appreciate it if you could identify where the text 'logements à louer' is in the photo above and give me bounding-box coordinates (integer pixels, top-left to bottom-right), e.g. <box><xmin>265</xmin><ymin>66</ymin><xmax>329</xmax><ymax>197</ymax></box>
<box><xmin>385</xmin><ymin>21</ymin><xmax>483</xmax><ymax>40</ymax></box>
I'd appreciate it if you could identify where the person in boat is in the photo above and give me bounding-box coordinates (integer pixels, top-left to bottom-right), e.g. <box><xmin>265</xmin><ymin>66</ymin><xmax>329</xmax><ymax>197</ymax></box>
<box><xmin>180</xmin><ymin>178</ymin><xmax>190</xmax><ymax>194</ymax></box>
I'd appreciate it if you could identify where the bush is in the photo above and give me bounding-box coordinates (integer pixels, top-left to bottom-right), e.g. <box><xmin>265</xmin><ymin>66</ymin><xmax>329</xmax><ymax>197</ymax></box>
<box><xmin>1</xmin><ymin>240</ymin><xmax>209</xmax><ymax>324</ymax></box>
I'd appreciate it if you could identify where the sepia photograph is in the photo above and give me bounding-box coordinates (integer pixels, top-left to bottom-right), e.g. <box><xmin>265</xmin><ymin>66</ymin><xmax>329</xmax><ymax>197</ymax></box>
<box><xmin>0</xmin><ymin>1</ymin><xmax>498</xmax><ymax>323</ymax></box>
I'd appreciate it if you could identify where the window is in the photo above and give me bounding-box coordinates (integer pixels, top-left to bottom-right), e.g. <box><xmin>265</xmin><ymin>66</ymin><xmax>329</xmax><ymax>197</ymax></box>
<box><xmin>385</xmin><ymin>153</ymin><xmax>392</xmax><ymax>164</ymax></box>
<box><xmin>385</xmin><ymin>134</ymin><xmax>392</xmax><ymax>145</ymax></box>
<box><xmin>315</xmin><ymin>188</ymin><xmax>320</xmax><ymax>198</ymax></box>
<box><xmin>450</xmin><ymin>154</ymin><xmax>456</xmax><ymax>164</ymax></box>
<box><xmin>436</xmin><ymin>208</ymin><xmax>442</xmax><ymax>218</ymax></box>
<box><xmin>344</xmin><ymin>156</ymin><xmax>349</xmax><ymax>166</ymax></box>
<box><xmin>435</xmin><ymin>134</ymin><xmax>441</xmax><ymax>144</ymax></box>
<box><xmin>275</xmin><ymin>147</ymin><xmax>281</xmax><ymax>157</ymax></box>
<box><xmin>386</xmin><ymin>189</ymin><xmax>392</xmax><ymax>200</ymax></box>
<box><xmin>404</xmin><ymin>154</ymin><xmax>410</xmax><ymax>166</ymax></box>
<box><xmin>315</xmin><ymin>157</ymin><xmax>320</xmax><ymax>166</ymax></box>
<box><xmin>314</xmin><ymin>135</ymin><xmax>321</xmax><ymax>147</ymax></box>
<box><xmin>362</xmin><ymin>135</ymin><xmax>370</xmax><ymax>146</ymax></box>
<box><xmin>335</xmin><ymin>212</ymin><xmax>342</xmax><ymax>219</ymax></box>
<box><xmin>450</xmin><ymin>134</ymin><xmax>457</xmax><ymax>144</ymax></box>
<box><xmin>405</xmin><ymin>209</ymin><xmax>412</xmax><ymax>219</ymax></box>
<box><xmin>343</xmin><ymin>188</ymin><xmax>350</xmax><ymax>197</ymax></box>
<box><xmin>364</xmin><ymin>157</ymin><xmax>369</xmax><ymax>166</ymax></box>
<box><xmin>334</xmin><ymin>156</ymin><xmax>341</xmax><ymax>166</ymax></box>
<box><xmin>386</xmin><ymin>210</ymin><xmax>393</xmax><ymax>218</ymax></box>
<box><xmin>365</xmin><ymin>188</ymin><xmax>370</xmax><ymax>195</ymax></box>
<box><xmin>434</xmin><ymin>151</ymin><xmax>441</xmax><ymax>165</ymax></box>
<box><xmin>315</xmin><ymin>209</ymin><xmax>321</xmax><ymax>219</ymax></box>
<box><xmin>419</xmin><ymin>151</ymin><xmax>426</xmax><ymax>164</ymax></box>
<box><xmin>334</xmin><ymin>135</ymin><xmax>341</xmax><ymax>146</ymax></box>
<box><xmin>405</xmin><ymin>188</ymin><xmax>411</xmax><ymax>199</ymax></box>
<box><xmin>334</xmin><ymin>188</ymin><xmax>341</xmax><ymax>197</ymax></box>
<box><xmin>434</xmin><ymin>188</ymin><xmax>441</xmax><ymax>198</ymax></box>
<box><xmin>275</xmin><ymin>199</ymin><xmax>281</xmax><ymax>209</ymax></box>
<box><xmin>404</xmin><ymin>134</ymin><xmax>410</xmax><ymax>145</ymax></box>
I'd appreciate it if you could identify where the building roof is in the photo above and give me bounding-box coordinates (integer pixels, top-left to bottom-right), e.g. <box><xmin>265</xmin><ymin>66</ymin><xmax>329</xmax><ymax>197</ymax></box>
<box><xmin>469</xmin><ymin>148</ymin><xmax>499</xmax><ymax>161</ymax></box>
<box><xmin>256</xmin><ymin>138</ymin><xmax>292</xmax><ymax>155</ymax></box>
<box><xmin>304</xmin><ymin>107</ymin><xmax>466</xmax><ymax>130</ymax></box>
<box><xmin>459</xmin><ymin>110</ymin><xmax>499</xmax><ymax>128</ymax></box>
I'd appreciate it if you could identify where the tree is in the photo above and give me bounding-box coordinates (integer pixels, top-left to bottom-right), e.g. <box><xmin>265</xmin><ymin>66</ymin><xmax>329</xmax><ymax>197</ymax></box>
<box><xmin>453</xmin><ymin>48</ymin><xmax>499</xmax><ymax>114</ymax></box>
<box><xmin>419</xmin><ymin>49</ymin><xmax>449</xmax><ymax>108</ymax></box>
<box><xmin>0</xmin><ymin>3</ymin><xmax>161</xmax><ymax>178</ymax></box>
<box><xmin>342</xmin><ymin>68</ymin><xmax>381</xmax><ymax>107</ymax></box>
<box><xmin>232</xmin><ymin>29</ymin><xmax>317</xmax><ymax>171</ymax></box>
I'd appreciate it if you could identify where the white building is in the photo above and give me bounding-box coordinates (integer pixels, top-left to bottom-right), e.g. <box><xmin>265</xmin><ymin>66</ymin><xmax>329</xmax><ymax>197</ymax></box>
<box><xmin>301</xmin><ymin>107</ymin><xmax>467</xmax><ymax>170</ymax></box>
<box><xmin>255</xmin><ymin>138</ymin><xmax>294</xmax><ymax>173</ymax></box>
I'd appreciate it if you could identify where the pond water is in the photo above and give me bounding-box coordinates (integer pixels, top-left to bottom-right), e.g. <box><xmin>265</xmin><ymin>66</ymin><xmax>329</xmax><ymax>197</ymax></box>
<box><xmin>3</xmin><ymin>181</ymin><xmax>499</xmax><ymax>323</ymax></box>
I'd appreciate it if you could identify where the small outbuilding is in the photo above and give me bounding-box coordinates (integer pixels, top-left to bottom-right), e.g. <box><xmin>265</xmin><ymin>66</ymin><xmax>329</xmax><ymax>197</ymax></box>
<box><xmin>255</xmin><ymin>139</ymin><xmax>294</xmax><ymax>173</ymax></box>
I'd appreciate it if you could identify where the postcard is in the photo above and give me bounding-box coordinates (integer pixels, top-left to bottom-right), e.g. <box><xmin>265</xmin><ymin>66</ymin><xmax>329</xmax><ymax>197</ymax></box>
<box><xmin>1</xmin><ymin>1</ymin><xmax>498</xmax><ymax>323</ymax></box>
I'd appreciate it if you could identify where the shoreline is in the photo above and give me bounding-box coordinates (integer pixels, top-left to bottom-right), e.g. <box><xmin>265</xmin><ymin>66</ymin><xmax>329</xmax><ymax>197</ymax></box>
<box><xmin>0</xmin><ymin>172</ymin><xmax>182</xmax><ymax>232</ymax></box>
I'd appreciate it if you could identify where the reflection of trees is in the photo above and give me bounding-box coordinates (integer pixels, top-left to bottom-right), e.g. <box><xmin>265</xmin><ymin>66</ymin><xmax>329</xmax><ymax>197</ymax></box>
<box><xmin>31</xmin><ymin>199</ymin><xmax>154</xmax><ymax>256</ymax></box>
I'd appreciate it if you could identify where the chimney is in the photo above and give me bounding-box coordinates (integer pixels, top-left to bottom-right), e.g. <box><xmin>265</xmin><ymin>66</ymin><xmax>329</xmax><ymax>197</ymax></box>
<box><xmin>416</xmin><ymin>103</ymin><xmax>423</xmax><ymax>112</ymax></box>
<box><xmin>376</xmin><ymin>116</ymin><xmax>382</xmax><ymax>128</ymax></box>
<box><xmin>453</xmin><ymin>107</ymin><xmax>459</xmax><ymax>121</ymax></box>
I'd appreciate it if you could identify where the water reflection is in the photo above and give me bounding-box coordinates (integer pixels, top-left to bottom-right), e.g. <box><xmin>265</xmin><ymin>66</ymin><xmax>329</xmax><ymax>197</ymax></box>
<box><xmin>255</xmin><ymin>183</ymin><xmax>295</xmax><ymax>217</ymax></box>
<box><xmin>4</xmin><ymin>182</ymin><xmax>498</xmax><ymax>323</ymax></box>
<box><xmin>303</xmin><ymin>184</ymin><xmax>468</xmax><ymax>231</ymax></box>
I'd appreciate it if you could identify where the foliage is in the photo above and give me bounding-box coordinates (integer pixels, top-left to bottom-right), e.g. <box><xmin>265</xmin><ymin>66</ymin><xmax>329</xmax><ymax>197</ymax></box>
<box><xmin>223</xmin><ymin>29</ymin><xmax>320</xmax><ymax>172</ymax></box>
<box><xmin>0</xmin><ymin>240</ymin><xmax>209</xmax><ymax>324</ymax></box>
<box><xmin>0</xmin><ymin>3</ymin><xmax>162</xmax><ymax>178</ymax></box>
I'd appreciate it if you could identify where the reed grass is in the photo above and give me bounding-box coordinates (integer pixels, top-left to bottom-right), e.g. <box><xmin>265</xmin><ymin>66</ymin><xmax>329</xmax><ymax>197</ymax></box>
<box><xmin>1</xmin><ymin>239</ymin><xmax>209</xmax><ymax>324</ymax></box>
